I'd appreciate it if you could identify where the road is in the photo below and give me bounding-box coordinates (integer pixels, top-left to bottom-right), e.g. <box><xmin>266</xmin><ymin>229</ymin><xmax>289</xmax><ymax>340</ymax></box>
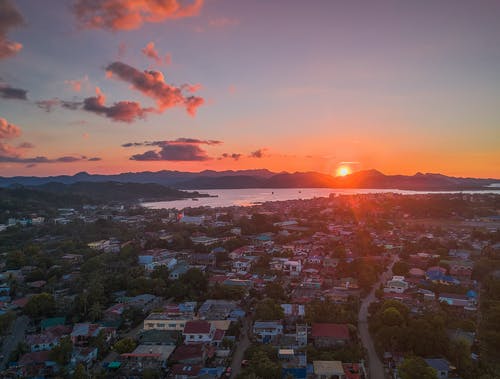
<box><xmin>0</xmin><ymin>315</ymin><xmax>29</xmax><ymax>369</ymax></box>
<box><xmin>358</xmin><ymin>256</ymin><xmax>398</xmax><ymax>379</ymax></box>
<box><xmin>229</xmin><ymin>316</ymin><xmax>251</xmax><ymax>379</ymax></box>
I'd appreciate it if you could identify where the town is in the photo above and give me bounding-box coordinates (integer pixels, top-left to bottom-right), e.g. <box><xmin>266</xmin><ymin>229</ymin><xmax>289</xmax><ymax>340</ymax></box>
<box><xmin>0</xmin><ymin>192</ymin><xmax>499</xmax><ymax>379</ymax></box>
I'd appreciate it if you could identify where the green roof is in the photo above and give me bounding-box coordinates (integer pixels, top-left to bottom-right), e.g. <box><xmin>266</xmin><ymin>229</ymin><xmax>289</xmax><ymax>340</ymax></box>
<box><xmin>108</xmin><ymin>362</ymin><xmax>121</xmax><ymax>369</ymax></box>
<box><xmin>41</xmin><ymin>317</ymin><xmax>66</xmax><ymax>330</ymax></box>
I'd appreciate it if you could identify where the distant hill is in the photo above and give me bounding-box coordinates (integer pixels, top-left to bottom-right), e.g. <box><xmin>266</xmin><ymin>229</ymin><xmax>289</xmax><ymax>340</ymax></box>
<box><xmin>0</xmin><ymin>169</ymin><xmax>498</xmax><ymax>191</ymax></box>
<box><xmin>0</xmin><ymin>182</ymin><xmax>206</xmax><ymax>212</ymax></box>
<box><xmin>34</xmin><ymin>181</ymin><xmax>208</xmax><ymax>202</ymax></box>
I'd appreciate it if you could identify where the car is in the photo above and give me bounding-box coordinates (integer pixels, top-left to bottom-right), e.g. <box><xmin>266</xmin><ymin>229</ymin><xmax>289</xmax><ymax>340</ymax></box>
<box><xmin>241</xmin><ymin>360</ymin><xmax>249</xmax><ymax>367</ymax></box>
<box><xmin>225</xmin><ymin>367</ymin><xmax>232</xmax><ymax>377</ymax></box>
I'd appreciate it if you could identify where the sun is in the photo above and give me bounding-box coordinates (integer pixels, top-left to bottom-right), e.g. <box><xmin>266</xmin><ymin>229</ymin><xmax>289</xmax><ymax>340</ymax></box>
<box><xmin>336</xmin><ymin>166</ymin><xmax>351</xmax><ymax>177</ymax></box>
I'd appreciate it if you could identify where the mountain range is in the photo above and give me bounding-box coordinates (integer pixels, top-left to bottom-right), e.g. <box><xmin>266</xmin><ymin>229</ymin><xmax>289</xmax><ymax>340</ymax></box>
<box><xmin>0</xmin><ymin>169</ymin><xmax>498</xmax><ymax>190</ymax></box>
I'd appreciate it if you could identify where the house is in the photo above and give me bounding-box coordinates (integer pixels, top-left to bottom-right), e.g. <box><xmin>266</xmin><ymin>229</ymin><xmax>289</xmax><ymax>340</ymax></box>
<box><xmin>40</xmin><ymin>317</ymin><xmax>66</xmax><ymax>331</ymax></box>
<box><xmin>443</xmin><ymin>260</ymin><xmax>473</xmax><ymax>280</ymax></box>
<box><xmin>121</xmin><ymin>344</ymin><xmax>175</xmax><ymax>367</ymax></box>
<box><xmin>25</xmin><ymin>326</ymin><xmax>71</xmax><ymax>352</ymax></box>
<box><xmin>72</xmin><ymin>347</ymin><xmax>98</xmax><ymax>369</ymax></box>
<box><xmin>283</xmin><ymin>260</ymin><xmax>302</xmax><ymax>276</ymax></box>
<box><xmin>171</xmin><ymin>364</ymin><xmax>203</xmax><ymax>379</ymax></box>
<box><xmin>126</xmin><ymin>294</ymin><xmax>160</xmax><ymax>312</ymax></box>
<box><xmin>18</xmin><ymin>351</ymin><xmax>57</xmax><ymax>378</ymax></box>
<box><xmin>71</xmin><ymin>323</ymin><xmax>100</xmax><ymax>346</ymax></box>
<box><xmin>103</xmin><ymin>303</ymin><xmax>126</xmax><ymax>321</ymax></box>
<box><xmin>198</xmin><ymin>300</ymin><xmax>238</xmax><ymax>320</ymax></box>
<box><xmin>424</xmin><ymin>358</ymin><xmax>450</xmax><ymax>379</ymax></box>
<box><xmin>281</xmin><ymin>304</ymin><xmax>305</xmax><ymax>319</ymax></box>
<box><xmin>342</xmin><ymin>363</ymin><xmax>365</xmax><ymax>379</ymax></box>
<box><xmin>438</xmin><ymin>293</ymin><xmax>475</xmax><ymax>310</ymax></box>
<box><xmin>71</xmin><ymin>324</ymin><xmax>115</xmax><ymax>347</ymax></box>
<box><xmin>253</xmin><ymin>321</ymin><xmax>283</xmax><ymax>343</ymax></box>
<box><xmin>384</xmin><ymin>276</ymin><xmax>409</xmax><ymax>294</ymax></box>
<box><xmin>311</xmin><ymin>323</ymin><xmax>350</xmax><ymax>348</ymax></box>
<box><xmin>144</xmin><ymin>312</ymin><xmax>191</xmax><ymax>331</ymax></box>
<box><xmin>171</xmin><ymin>344</ymin><xmax>211</xmax><ymax>364</ymax></box>
<box><xmin>190</xmin><ymin>235</ymin><xmax>219</xmax><ymax>245</ymax></box>
<box><xmin>313</xmin><ymin>360</ymin><xmax>345</xmax><ymax>379</ymax></box>
<box><xmin>232</xmin><ymin>257</ymin><xmax>253</xmax><ymax>273</ymax></box>
<box><xmin>189</xmin><ymin>253</ymin><xmax>216</xmax><ymax>267</ymax></box>
<box><xmin>169</xmin><ymin>262</ymin><xmax>190</xmax><ymax>280</ymax></box>
<box><xmin>183</xmin><ymin>321</ymin><xmax>214</xmax><ymax>344</ymax></box>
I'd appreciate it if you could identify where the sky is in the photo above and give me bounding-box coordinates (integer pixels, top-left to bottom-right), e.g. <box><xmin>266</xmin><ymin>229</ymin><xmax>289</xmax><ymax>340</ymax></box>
<box><xmin>0</xmin><ymin>0</ymin><xmax>499</xmax><ymax>178</ymax></box>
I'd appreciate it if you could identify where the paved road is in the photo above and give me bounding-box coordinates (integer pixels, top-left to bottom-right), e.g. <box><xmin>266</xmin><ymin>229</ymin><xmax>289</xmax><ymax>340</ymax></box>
<box><xmin>0</xmin><ymin>315</ymin><xmax>29</xmax><ymax>369</ymax></box>
<box><xmin>358</xmin><ymin>256</ymin><xmax>398</xmax><ymax>379</ymax></box>
<box><xmin>229</xmin><ymin>317</ymin><xmax>251</xmax><ymax>379</ymax></box>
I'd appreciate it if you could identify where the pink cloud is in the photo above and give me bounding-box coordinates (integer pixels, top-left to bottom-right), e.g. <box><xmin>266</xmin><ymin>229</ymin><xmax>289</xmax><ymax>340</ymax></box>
<box><xmin>142</xmin><ymin>41</ymin><xmax>161</xmax><ymax>64</ymax></box>
<box><xmin>165</xmin><ymin>52</ymin><xmax>172</xmax><ymax>66</ymax></box>
<box><xmin>106</xmin><ymin>61</ymin><xmax>204</xmax><ymax>116</ymax></box>
<box><xmin>73</xmin><ymin>0</ymin><xmax>204</xmax><ymax>31</ymax></box>
<box><xmin>82</xmin><ymin>87</ymin><xmax>152</xmax><ymax>122</ymax></box>
<box><xmin>0</xmin><ymin>117</ymin><xmax>21</xmax><ymax>139</ymax></box>
<box><xmin>65</xmin><ymin>75</ymin><xmax>89</xmax><ymax>92</ymax></box>
<box><xmin>209</xmin><ymin>17</ymin><xmax>239</xmax><ymax>28</ymax></box>
<box><xmin>0</xmin><ymin>0</ymin><xmax>24</xmax><ymax>59</ymax></box>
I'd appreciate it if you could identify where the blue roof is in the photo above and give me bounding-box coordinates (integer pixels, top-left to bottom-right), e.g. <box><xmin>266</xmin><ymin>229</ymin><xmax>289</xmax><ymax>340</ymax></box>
<box><xmin>467</xmin><ymin>290</ymin><xmax>478</xmax><ymax>298</ymax></box>
<box><xmin>425</xmin><ymin>358</ymin><xmax>450</xmax><ymax>372</ymax></box>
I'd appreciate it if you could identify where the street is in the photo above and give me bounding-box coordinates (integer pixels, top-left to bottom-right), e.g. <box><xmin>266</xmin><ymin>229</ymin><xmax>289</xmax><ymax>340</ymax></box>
<box><xmin>0</xmin><ymin>315</ymin><xmax>29</xmax><ymax>369</ymax></box>
<box><xmin>229</xmin><ymin>317</ymin><xmax>251</xmax><ymax>379</ymax></box>
<box><xmin>358</xmin><ymin>256</ymin><xmax>398</xmax><ymax>379</ymax></box>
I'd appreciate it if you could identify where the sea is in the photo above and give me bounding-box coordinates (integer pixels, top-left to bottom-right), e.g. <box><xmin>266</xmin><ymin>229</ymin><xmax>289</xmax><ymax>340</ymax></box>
<box><xmin>142</xmin><ymin>187</ymin><xmax>500</xmax><ymax>210</ymax></box>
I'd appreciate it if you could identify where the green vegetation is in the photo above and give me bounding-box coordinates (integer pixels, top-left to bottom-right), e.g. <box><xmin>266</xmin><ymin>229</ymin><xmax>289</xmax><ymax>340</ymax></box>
<box><xmin>398</xmin><ymin>357</ymin><xmax>438</xmax><ymax>379</ymax></box>
<box><xmin>113</xmin><ymin>338</ymin><xmax>137</xmax><ymax>354</ymax></box>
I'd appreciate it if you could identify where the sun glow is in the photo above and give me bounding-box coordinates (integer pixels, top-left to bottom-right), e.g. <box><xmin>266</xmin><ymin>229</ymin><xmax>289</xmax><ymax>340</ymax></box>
<box><xmin>336</xmin><ymin>166</ymin><xmax>351</xmax><ymax>177</ymax></box>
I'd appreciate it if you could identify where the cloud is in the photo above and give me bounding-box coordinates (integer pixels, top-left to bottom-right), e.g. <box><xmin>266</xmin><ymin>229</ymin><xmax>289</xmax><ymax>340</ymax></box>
<box><xmin>35</xmin><ymin>98</ymin><xmax>83</xmax><ymax>112</ymax></box>
<box><xmin>220</xmin><ymin>153</ymin><xmax>242</xmax><ymax>160</ymax></box>
<box><xmin>126</xmin><ymin>138</ymin><xmax>220</xmax><ymax>161</ymax></box>
<box><xmin>142</xmin><ymin>41</ymin><xmax>161</xmax><ymax>64</ymax></box>
<box><xmin>65</xmin><ymin>75</ymin><xmax>89</xmax><ymax>92</ymax></box>
<box><xmin>0</xmin><ymin>84</ymin><xmax>27</xmax><ymax>100</ymax></box>
<box><xmin>106</xmin><ymin>61</ymin><xmax>204</xmax><ymax>116</ymax></box>
<box><xmin>0</xmin><ymin>117</ymin><xmax>94</xmax><ymax>165</ymax></box>
<box><xmin>87</xmin><ymin>157</ymin><xmax>102</xmax><ymax>161</ymax></box>
<box><xmin>164</xmin><ymin>53</ymin><xmax>172</xmax><ymax>65</ymax></box>
<box><xmin>122</xmin><ymin>138</ymin><xmax>221</xmax><ymax>148</ymax></box>
<box><xmin>17</xmin><ymin>142</ymin><xmax>34</xmax><ymax>149</ymax></box>
<box><xmin>249</xmin><ymin>149</ymin><xmax>266</xmax><ymax>158</ymax></box>
<box><xmin>0</xmin><ymin>0</ymin><xmax>24</xmax><ymax>59</ymax></box>
<box><xmin>131</xmin><ymin>143</ymin><xmax>210</xmax><ymax>161</ymax></box>
<box><xmin>0</xmin><ymin>155</ymin><xmax>90</xmax><ymax>164</ymax></box>
<box><xmin>73</xmin><ymin>0</ymin><xmax>204</xmax><ymax>31</ymax></box>
<box><xmin>0</xmin><ymin>117</ymin><xmax>21</xmax><ymax>139</ymax></box>
<box><xmin>82</xmin><ymin>87</ymin><xmax>152</xmax><ymax>122</ymax></box>
<box><xmin>36</xmin><ymin>98</ymin><xmax>60</xmax><ymax>112</ymax></box>
<box><xmin>208</xmin><ymin>17</ymin><xmax>239</xmax><ymax>28</ymax></box>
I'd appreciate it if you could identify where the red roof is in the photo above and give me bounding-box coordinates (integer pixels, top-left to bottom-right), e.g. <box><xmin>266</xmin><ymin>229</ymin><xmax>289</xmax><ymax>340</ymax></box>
<box><xmin>311</xmin><ymin>323</ymin><xmax>350</xmax><ymax>340</ymax></box>
<box><xmin>19</xmin><ymin>351</ymin><xmax>51</xmax><ymax>365</ymax></box>
<box><xmin>213</xmin><ymin>329</ymin><xmax>225</xmax><ymax>341</ymax></box>
<box><xmin>171</xmin><ymin>344</ymin><xmax>204</xmax><ymax>362</ymax></box>
<box><xmin>342</xmin><ymin>363</ymin><xmax>362</xmax><ymax>379</ymax></box>
<box><xmin>183</xmin><ymin>320</ymin><xmax>211</xmax><ymax>334</ymax></box>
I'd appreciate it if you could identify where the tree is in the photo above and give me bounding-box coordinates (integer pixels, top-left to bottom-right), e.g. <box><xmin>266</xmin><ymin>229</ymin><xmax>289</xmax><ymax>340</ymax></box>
<box><xmin>113</xmin><ymin>338</ymin><xmax>137</xmax><ymax>354</ymax></box>
<box><xmin>0</xmin><ymin>311</ymin><xmax>15</xmax><ymax>334</ymax></box>
<box><xmin>255</xmin><ymin>298</ymin><xmax>284</xmax><ymax>321</ymax></box>
<box><xmin>50</xmin><ymin>336</ymin><xmax>73</xmax><ymax>365</ymax></box>
<box><xmin>265</xmin><ymin>282</ymin><xmax>288</xmax><ymax>301</ymax></box>
<box><xmin>73</xmin><ymin>363</ymin><xmax>88</xmax><ymax>379</ymax></box>
<box><xmin>24</xmin><ymin>292</ymin><xmax>56</xmax><ymax>319</ymax></box>
<box><xmin>398</xmin><ymin>357</ymin><xmax>438</xmax><ymax>379</ymax></box>
<box><xmin>382</xmin><ymin>307</ymin><xmax>404</xmax><ymax>327</ymax></box>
